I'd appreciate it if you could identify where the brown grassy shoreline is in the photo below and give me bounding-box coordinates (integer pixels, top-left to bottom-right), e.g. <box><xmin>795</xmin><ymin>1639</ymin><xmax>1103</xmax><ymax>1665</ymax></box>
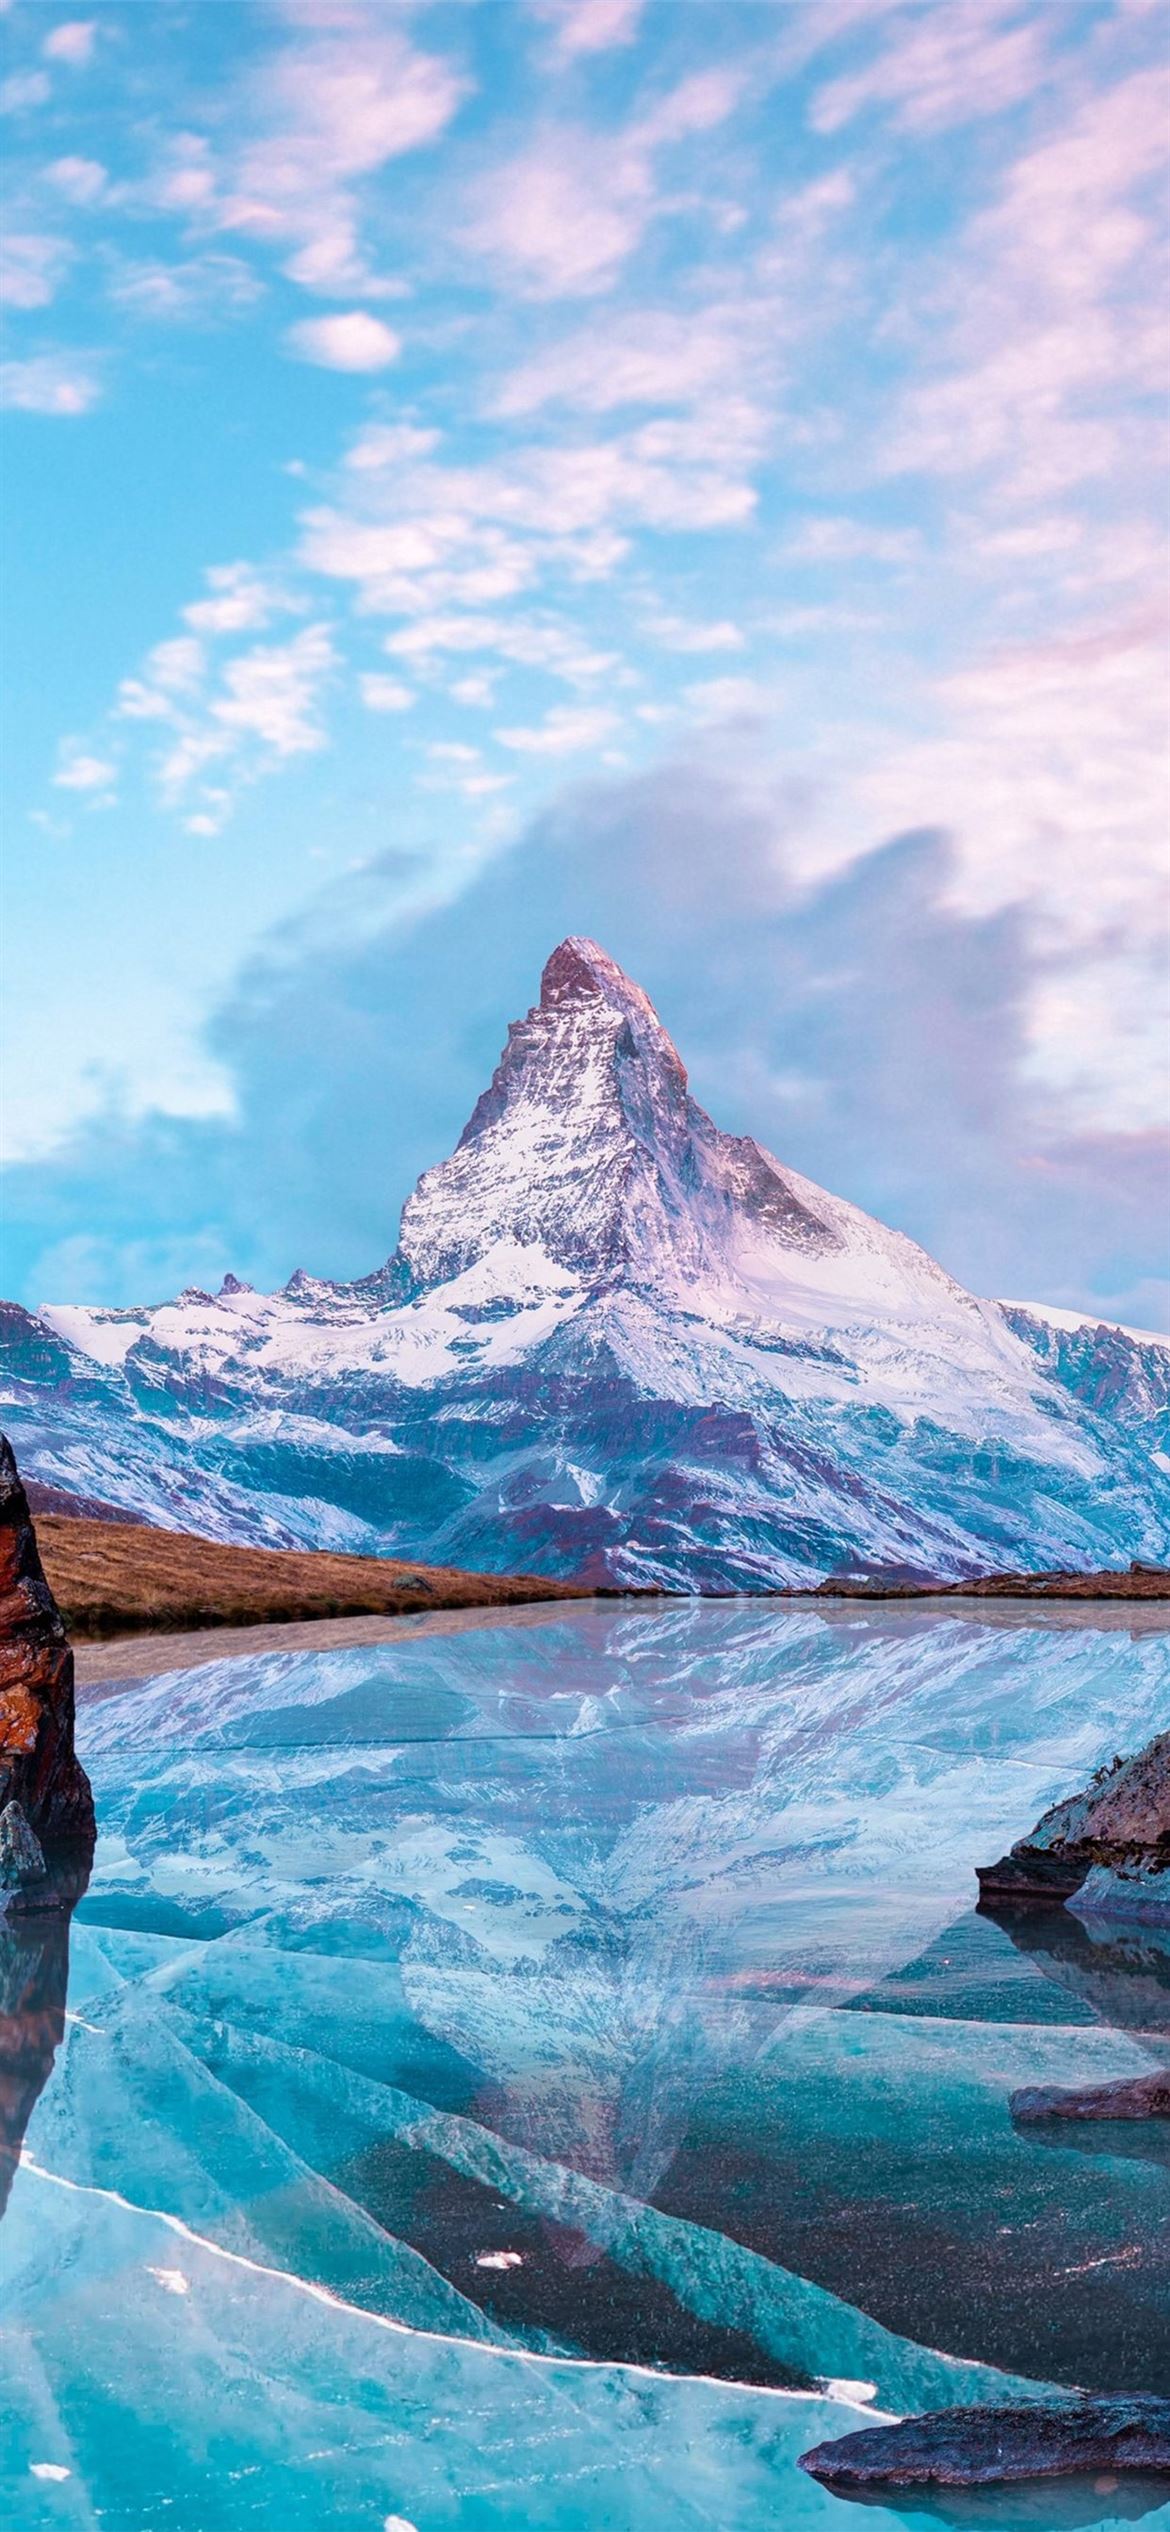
<box><xmin>35</xmin><ymin>1514</ymin><xmax>592</xmax><ymax>1639</ymax></box>
<box><xmin>32</xmin><ymin>1509</ymin><xmax>1170</xmax><ymax>1641</ymax></box>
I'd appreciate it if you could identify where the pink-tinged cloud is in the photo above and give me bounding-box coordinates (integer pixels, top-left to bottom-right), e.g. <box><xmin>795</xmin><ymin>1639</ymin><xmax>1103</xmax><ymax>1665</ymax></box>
<box><xmin>810</xmin><ymin>4</ymin><xmax>1050</xmax><ymax>135</ymax></box>
<box><xmin>534</xmin><ymin>0</ymin><xmax>644</xmax><ymax>64</ymax></box>
<box><xmin>0</xmin><ymin>231</ymin><xmax>71</xmax><ymax>309</ymax></box>
<box><xmin>463</xmin><ymin>69</ymin><xmax>746</xmax><ymax>297</ymax></box>
<box><xmin>0</xmin><ymin>353</ymin><xmax>100</xmax><ymax>414</ymax></box>
<box><xmin>42</xmin><ymin>19</ymin><xmax>96</xmax><ymax>67</ymax></box>
<box><xmin>284</xmin><ymin>311</ymin><xmax>401</xmax><ymax>370</ymax></box>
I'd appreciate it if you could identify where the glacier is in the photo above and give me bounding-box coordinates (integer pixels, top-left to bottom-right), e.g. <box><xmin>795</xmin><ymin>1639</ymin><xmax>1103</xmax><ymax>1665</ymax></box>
<box><xmin>2</xmin><ymin>937</ymin><xmax>1168</xmax><ymax>1586</ymax></box>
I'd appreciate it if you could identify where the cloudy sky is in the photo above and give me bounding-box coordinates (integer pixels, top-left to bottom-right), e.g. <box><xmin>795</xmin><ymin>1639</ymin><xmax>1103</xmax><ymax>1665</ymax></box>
<box><xmin>2</xmin><ymin>0</ymin><xmax>1167</xmax><ymax>1326</ymax></box>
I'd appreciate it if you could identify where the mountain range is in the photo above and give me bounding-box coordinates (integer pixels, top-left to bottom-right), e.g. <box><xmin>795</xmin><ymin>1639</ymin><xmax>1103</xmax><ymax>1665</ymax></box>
<box><xmin>2</xmin><ymin>936</ymin><xmax>1168</xmax><ymax>1589</ymax></box>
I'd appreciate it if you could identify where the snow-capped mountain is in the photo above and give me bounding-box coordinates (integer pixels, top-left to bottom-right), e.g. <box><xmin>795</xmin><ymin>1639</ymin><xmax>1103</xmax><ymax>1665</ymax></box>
<box><xmin>3</xmin><ymin>938</ymin><xmax>1168</xmax><ymax>1587</ymax></box>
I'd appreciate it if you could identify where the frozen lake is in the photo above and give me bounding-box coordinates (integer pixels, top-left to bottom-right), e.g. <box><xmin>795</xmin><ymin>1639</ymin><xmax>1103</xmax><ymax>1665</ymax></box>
<box><xmin>3</xmin><ymin>1598</ymin><xmax>1169</xmax><ymax>2529</ymax></box>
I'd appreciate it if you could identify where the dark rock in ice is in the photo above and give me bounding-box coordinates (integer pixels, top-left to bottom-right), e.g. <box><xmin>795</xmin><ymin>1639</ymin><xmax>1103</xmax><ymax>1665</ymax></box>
<box><xmin>798</xmin><ymin>2397</ymin><xmax>1170</xmax><ymax>2490</ymax></box>
<box><xmin>0</xmin><ymin>1432</ymin><xmax>95</xmax><ymax>1874</ymax></box>
<box><xmin>977</xmin><ymin>1729</ymin><xmax>1169</xmax><ymax>1922</ymax></box>
<box><xmin>976</xmin><ymin>1852</ymin><xmax>1090</xmax><ymax>1906</ymax></box>
<box><xmin>1011</xmin><ymin>2071</ymin><xmax>1170</xmax><ymax>2122</ymax></box>
<box><xmin>0</xmin><ymin>1880</ymin><xmax>83</xmax><ymax>2222</ymax></box>
<box><xmin>0</xmin><ymin>1800</ymin><xmax>45</xmax><ymax>1887</ymax></box>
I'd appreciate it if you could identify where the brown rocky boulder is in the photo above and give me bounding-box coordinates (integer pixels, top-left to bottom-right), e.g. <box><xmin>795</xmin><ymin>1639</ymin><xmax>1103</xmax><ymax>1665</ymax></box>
<box><xmin>0</xmin><ymin>1433</ymin><xmax>94</xmax><ymax>1880</ymax></box>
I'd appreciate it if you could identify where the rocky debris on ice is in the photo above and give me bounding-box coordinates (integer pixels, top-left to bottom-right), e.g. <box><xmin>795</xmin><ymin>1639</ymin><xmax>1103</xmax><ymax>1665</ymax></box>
<box><xmin>1010</xmin><ymin>2069</ymin><xmax>1170</xmax><ymax>2121</ymax></box>
<box><xmin>0</xmin><ymin>1432</ymin><xmax>94</xmax><ymax>1881</ymax></box>
<box><xmin>976</xmin><ymin>1727</ymin><xmax>1170</xmax><ymax>1920</ymax></box>
<box><xmin>799</xmin><ymin>2394</ymin><xmax>1170</xmax><ymax>2489</ymax></box>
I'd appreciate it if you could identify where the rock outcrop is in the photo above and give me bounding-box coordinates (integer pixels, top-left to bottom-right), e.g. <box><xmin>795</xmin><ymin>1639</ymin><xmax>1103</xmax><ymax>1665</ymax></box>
<box><xmin>977</xmin><ymin>1728</ymin><xmax>1169</xmax><ymax>1919</ymax></box>
<box><xmin>799</xmin><ymin>2395</ymin><xmax>1170</xmax><ymax>2489</ymax></box>
<box><xmin>1010</xmin><ymin>2070</ymin><xmax>1170</xmax><ymax>2121</ymax></box>
<box><xmin>0</xmin><ymin>1433</ymin><xmax>94</xmax><ymax>1878</ymax></box>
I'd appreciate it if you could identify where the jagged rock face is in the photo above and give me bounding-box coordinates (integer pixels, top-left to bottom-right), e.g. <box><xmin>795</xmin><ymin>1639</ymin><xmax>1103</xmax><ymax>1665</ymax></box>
<box><xmin>2</xmin><ymin>941</ymin><xmax>1169</xmax><ymax>1589</ymax></box>
<box><xmin>0</xmin><ymin>1435</ymin><xmax>94</xmax><ymax>1867</ymax></box>
<box><xmin>978</xmin><ymin>1727</ymin><xmax>1170</xmax><ymax>1922</ymax></box>
<box><xmin>399</xmin><ymin>938</ymin><xmax>837</xmax><ymax>1293</ymax></box>
<box><xmin>1023</xmin><ymin>1730</ymin><xmax>1170</xmax><ymax>1884</ymax></box>
<box><xmin>1002</xmin><ymin>1302</ymin><xmax>1170</xmax><ymax>1436</ymax></box>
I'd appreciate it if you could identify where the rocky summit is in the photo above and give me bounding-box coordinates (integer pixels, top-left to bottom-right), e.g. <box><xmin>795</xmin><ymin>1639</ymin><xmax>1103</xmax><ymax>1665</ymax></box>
<box><xmin>2</xmin><ymin>939</ymin><xmax>1169</xmax><ymax>1591</ymax></box>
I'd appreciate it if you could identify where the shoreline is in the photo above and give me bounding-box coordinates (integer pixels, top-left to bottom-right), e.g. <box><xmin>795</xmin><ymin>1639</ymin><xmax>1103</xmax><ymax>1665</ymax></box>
<box><xmin>74</xmin><ymin>1586</ymin><xmax>1170</xmax><ymax>1689</ymax></box>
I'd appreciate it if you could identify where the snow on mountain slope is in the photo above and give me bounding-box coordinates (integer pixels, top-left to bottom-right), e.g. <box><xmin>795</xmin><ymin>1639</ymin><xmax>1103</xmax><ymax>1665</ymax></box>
<box><xmin>4</xmin><ymin>939</ymin><xmax>1168</xmax><ymax>1586</ymax></box>
<box><xmin>1003</xmin><ymin>1301</ymin><xmax>1170</xmax><ymax>1351</ymax></box>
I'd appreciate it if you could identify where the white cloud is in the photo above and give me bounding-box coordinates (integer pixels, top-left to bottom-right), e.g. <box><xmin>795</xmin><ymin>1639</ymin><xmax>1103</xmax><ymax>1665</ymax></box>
<box><xmin>465</xmin><ymin>139</ymin><xmax>648</xmax><ymax>299</ymax></box>
<box><xmin>0</xmin><ymin>353</ymin><xmax>100</xmax><ymax>414</ymax></box>
<box><xmin>183</xmin><ymin>563</ymin><xmax>288</xmax><ymax>636</ymax></box>
<box><xmin>210</xmin><ymin>18</ymin><xmax>468</xmax><ymax>299</ymax></box>
<box><xmin>298</xmin><ymin>409</ymin><xmax>760</xmax><ymax>645</ymax></box>
<box><xmin>44</xmin><ymin>154</ymin><xmax>107</xmax><ymax>203</ymax></box>
<box><xmin>285</xmin><ymin>311</ymin><xmax>401</xmax><ymax>371</ymax></box>
<box><xmin>148</xmin><ymin>133</ymin><xmax>216</xmax><ymax>216</ymax></box>
<box><xmin>148</xmin><ymin>636</ymin><xmax>206</xmax><ymax>693</ymax></box>
<box><xmin>210</xmin><ymin>623</ymin><xmax>336</xmax><ymax>757</ymax></box>
<box><xmin>492</xmin><ymin>307</ymin><xmax>749</xmax><ymax>418</ymax></box>
<box><xmin>449</xmin><ymin>671</ymin><xmax>499</xmax><ymax>706</ymax></box>
<box><xmin>113</xmin><ymin>596</ymin><xmax>338</xmax><ymax>830</ymax></box>
<box><xmin>643</xmin><ymin>614</ymin><xmax>744</xmax><ymax>653</ymax></box>
<box><xmin>359</xmin><ymin>672</ymin><xmax>415</xmax><ymax>712</ymax></box>
<box><xmin>463</xmin><ymin>70</ymin><xmax>746</xmax><ymax>298</ymax></box>
<box><xmin>497</xmin><ymin>703</ymin><xmax>620</xmax><ymax>754</ymax></box>
<box><xmin>107</xmin><ymin>253</ymin><xmax>262</xmax><ymax>324</ymax></box>
<box><xmin>783</xmin><ymin>517</ymin><xmax>923</xmax><ymax>565</ymax></box>
<box><xmin>43</xmin><ymin>20</ymin><xmax>96</xmax><ymax>67</ymax></box>
<box><xmin>344</xmin><ymin>422</ymin><xmax>440</xmax><ymax>471</ymax></box>
<box><xmin>116</xmin><ymin>681</ymin><xmax>176</xmax><ymax>723</ymax></box>
<box><xmin>458</xmin><ymin>770</ymin><xmax>513</xmax><ymax>797</ymax></box>
<box><xmin>0</xmin><ymin>72</ymin><xmax>51</xmax><ymax>113</ymax></box>
<box><xmin>117</xmin><ymin>637</ymin><xmax>205</xmax><ymax>723</ymax></box>
<box><xmin>684</xmin><ymin>675</ymin><xmax>769</xmax><ymax>720</ymax></box>
<box><xmin>810</xmin><ymin>5</ymin><xmax>1050</xmax><ymax>136</ymax></box>
<box><xmin>534</xmin><ymin>0</ymin><xmax>644</xmax><ymax>64</ymax></box>
<box><xmin>885</xmin><ymin>69</ymin><xmax>1170</xmax><ymax>502</ymax></box>
<box><xmin>54</xmin><ymin>748</ymin><xmax>116</xmax><ymax>793</ymax></box>
<box><xmin>0</xmin><ymin>232</ymin><xmax>71</xmax><ymax>310</ymax></box>
<box><xmin>384</xmin><ymin>611</ymin><xmax>619</xmax><ymax>686</ymax></box>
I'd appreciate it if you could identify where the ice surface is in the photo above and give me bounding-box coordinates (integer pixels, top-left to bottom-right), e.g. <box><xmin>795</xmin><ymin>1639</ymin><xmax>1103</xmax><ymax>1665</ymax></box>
<box><xmin>2</xmin><ymin>1599</ymin><xmax>1169</xmax><ymax>2529</ymax></box>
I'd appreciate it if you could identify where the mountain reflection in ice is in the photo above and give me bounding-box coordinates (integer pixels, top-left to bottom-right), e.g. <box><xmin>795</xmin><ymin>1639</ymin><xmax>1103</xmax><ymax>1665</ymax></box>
<box><xmin>3</xmin><ymin>1599</ymin><xmax>1169</xmax><ymax>2530</ymax></box>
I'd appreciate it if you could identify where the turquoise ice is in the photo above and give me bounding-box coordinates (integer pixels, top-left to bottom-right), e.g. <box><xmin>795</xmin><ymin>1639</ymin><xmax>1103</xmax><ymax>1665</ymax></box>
<box><xmin>3</xmin><ymin>1599</ymin><xmax>1169</xmax><ymax>2528</ymax></box>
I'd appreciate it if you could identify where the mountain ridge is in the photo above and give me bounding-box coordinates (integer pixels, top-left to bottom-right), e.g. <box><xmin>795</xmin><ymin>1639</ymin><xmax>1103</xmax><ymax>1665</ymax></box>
<box><xmin>2</xmin><ymin>939</ymin><xmax>1167</xmax><ymax>1589</ymax></box>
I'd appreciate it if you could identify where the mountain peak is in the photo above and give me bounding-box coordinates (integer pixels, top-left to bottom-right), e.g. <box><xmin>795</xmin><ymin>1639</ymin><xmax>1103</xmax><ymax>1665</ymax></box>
<box><xmin>540</xmin><ymin>936</ymin><xmax>623</xmax><ymax>1006</ymax></box>
<box><xmin>542</xmin><ymin>936</ymin><xmax>658</xmax><ymax>1022</ymax></box>
<box><xmin>540</xmin><ymin>937</ymin><xmax>688</xmax><ymax>1086</ymax></box>
<box><xmin>394</xmin><ymin>937</ymin><xmax>837</xmax><ymax>1297</ymax></box>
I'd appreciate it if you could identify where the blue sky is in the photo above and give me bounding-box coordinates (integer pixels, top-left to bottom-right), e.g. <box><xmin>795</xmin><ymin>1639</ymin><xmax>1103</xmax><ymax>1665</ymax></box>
<box><xmin>2</xmin><ymin>0</ymin><xmax>1167</xmax><ymax>1326</ymax></box>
